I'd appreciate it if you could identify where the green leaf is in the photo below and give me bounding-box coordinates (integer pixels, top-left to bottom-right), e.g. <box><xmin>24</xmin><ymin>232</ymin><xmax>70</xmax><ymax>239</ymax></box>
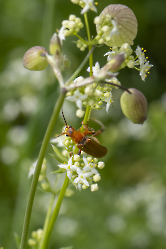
<box><xmin>51</xmin><ymin>145</ymin><xmax>68</xmax><ymax>163</ymax></box>
<box><xmin>14</xmin><ymin>232</ymin><xmax>21</xmax><ymax>249</ymax></box>
<box><xmin>49</xmin><ymin>168</ymin><xmax>66</xmax><ymax>175</ymax></box>
<box><xmin>49</xmin><ymin>153</ymin><xmax>66</xmax><ymax>164</ymax></box>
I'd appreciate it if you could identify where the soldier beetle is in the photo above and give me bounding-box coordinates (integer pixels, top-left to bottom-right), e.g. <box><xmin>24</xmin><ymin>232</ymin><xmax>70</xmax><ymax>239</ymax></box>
<box><xmin>55</xmin><ymin>112</ymin><xmax>108</xmax><ymax>158</ymax></box>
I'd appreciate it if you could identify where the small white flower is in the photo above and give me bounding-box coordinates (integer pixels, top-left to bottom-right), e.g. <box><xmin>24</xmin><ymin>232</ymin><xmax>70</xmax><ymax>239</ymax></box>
<box><xmin>50</xmin><ymin>135</ymin><xmax>66</xmax><ymax>147</ymax></box>
<box><xmin>66</xmin><ymin>89</ymin><xmax>87</xmax><ymax>109</ymax></box>
<box><xmin>58</xmin><ymin>27</ymin><xmax>65</xmax><ymax>43</ymax></box>
<box><xmin>93</xmin><ymin>174</ymin><xmax>101</xmax><ymax>182</ymax></box>
<box><xmin>98</xmin><ymin>161</ymin><xmax>105</xmax><ymax>169</ymax></box>
<box><xmin>140</xmin><ymin>61</ymin><xmax>153</xmax><ymax>81</ymax></box>
<box><xmin>87</xmin><ymin>62</ymin><xmax>101</xmax><ymax>76</ymax></box>
<box><xmin>74</xmin><ymin>154</ymin><xmax>80</xmax><ymax>161</ymax></box>
<box><xmin>83</xmin><ymin>157</ymin><xmax>99</xmax><ymax>175</ymax></box>
<box><xmin>74</xmin><ymin>167</ymin><xmax>92</xmax><ymax>186</ymax></box>
<box><xmin>104</xmin><ymin>51</ymin><xmax>116</xmax><ymax>61</ymax></box>
<box><xmin>91</xmin><ymin>183</ymin><xmax>98</xmax><ymax>191</ymax></box>
<box><xmin>58</xmin><ymin>157</ymin><xmax>78</xmax><ymax>179</ymax></box>
<box><xmin>81</xmin><ymin>0</ymin><xmax>97</xmax><ymax>14</ymax></box>
<box><xmin>76</xmin><ymin>108</ymin><xmax>85</xmax><ymax>118</ymax></box>
<box><xmin>135</xmin><ymin>46</ymin><xmax>145</xmax><ymax>67</ymax></box>
<box><xmin>109</xmin><ymin>19</ymin><xmax>119</xmax><ymax>37</ymax></box>
<box><xmin>103</xmin><ymin>92</ymin><xmax>112</xmax><ymax>113</ymax></box>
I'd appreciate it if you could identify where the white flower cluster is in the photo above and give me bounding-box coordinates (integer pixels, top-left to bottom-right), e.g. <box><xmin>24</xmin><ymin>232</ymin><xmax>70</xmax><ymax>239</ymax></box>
<box><xmin>66</xmin><ymin>63</ymin><xmax>118</xmax><ymax>116</ymax></box>
<box><xmin>94</xmin><ymin>14</ymin><xmax>119</xmax><ymax>45</ymax></box>
<box><xmin>105</xmin><ymin>43</ymin><xmax>153</xmax><ymax>81</ymax></box>
<box><xmin>58</xmin><ymin>15</ymin><xmax>84</xmax><ymax>41</ymax></box>
<box><xmin>58</xmin><ymin>155</ymin><xmax>105</xmax><ymax>191</ymax></box>
<box><xmin>71</xmin><ymin>0</ymin><xmax>97</xmax><ymax>15</ymax></box>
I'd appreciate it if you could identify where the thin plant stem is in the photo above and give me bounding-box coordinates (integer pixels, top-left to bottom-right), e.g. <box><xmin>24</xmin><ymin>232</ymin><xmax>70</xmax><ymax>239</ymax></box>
<box><xmin>83</xmin><ymin>12</ymin><xmax>93</xmax><ymax>125</ymax></box>
<box><xmin>65</xmin><ymin>45</ymin><xmax>95</xmax><ymax>86</ymax></box>
<box><xmin>20</xmin><ymin>89</ymin><xmax>66</xmax><ymax>249</ymax></box>
<box><xmin>39</xmin><ymin>175</ymin><xmax>60</xmax><ymax>249</ymax></box>
<box><xmin>40</xmin><ymin>174</ymin><xmax>69</xmax><ymax>249</ymax></box>
<box><xmin>74</xmin><ymin>32</ymin><xmax>88</xmax><ymax>44</ymax></box>
<box><xmin>42</xmin><ymin>0</ymin><xmax>56</xmax><ymax>47</ymax></box>
<box><xmin>84</xmin><ymin>12</ymin><xmax>93</xmax><ymax>76</ymax></box>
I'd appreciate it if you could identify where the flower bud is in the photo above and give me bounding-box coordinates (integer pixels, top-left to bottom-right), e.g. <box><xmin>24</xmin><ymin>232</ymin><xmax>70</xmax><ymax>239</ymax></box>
<box><xmin>49</xmin><ymin>33</ymin><xmax>62</xmax><ymax>55</ymax></box>
<box><xmin>28</xmin><ymin>239</ymin><xmax>36</xmax><ymax>246</ymax></box>
<box><xmin>120</xmin><ymin>88</ymin><xmax>147</xmax><ymax>124</ymax></box>
<box><xmin>91</xmin><ymin>183</ymin><xmax>98</xmax><ymax>192</ymax></box>
<box><xmin>107</xmin><ymin>53</ymin><xmax>125</xmax><ymax>71</ymax></box>
<box><xmin>76</xmin><ymin>109</ymin><xmax>84</xmax><ymax>118</ymax></box>
<box><xmin>41</xmin><ymin>182</ymin><xmax>51</xmax><ymax>192</ymax></box>
<box><xmin>23</xmin><ymin>46</ymin><xmax>48</xmax><ymax>71</ymax></box>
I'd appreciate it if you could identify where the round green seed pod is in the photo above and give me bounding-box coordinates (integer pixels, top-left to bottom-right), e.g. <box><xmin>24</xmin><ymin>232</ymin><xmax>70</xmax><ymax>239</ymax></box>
<box><xmin>120</xmin><ymin>88</ymin><xmax>147</xmax><ymax>124</ymax></box>
<box><xmin>23</xmin><ymin>46</ymin><xmax>48</xmax><ymax>71</ymax></box>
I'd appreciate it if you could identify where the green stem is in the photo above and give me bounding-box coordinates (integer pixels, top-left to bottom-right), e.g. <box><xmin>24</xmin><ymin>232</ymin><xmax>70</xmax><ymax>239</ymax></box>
<box><xmin>83</xmin><ymin>105</ymin><xmax>91</xmax><ymax>125</ymax></box>
<box><xmin>39</xmin><ymin>175</ymin><xmax>60</xmax><ymax>249</ymax></box>
<box><xmin>83</xmin><ymin>12</ymin><xmax>93</xmax><ymax>125</ymax></box>
<box><xmin>40</xmin><ymin>174</ymin><xmax>69</xmax><ymax>249</ymax></box>
<box><xmin>42</xmin><ymin>0</ymin><xmax>56</xmax><ymax>47</ymax></box>
<box><xmin>20</xmin><ymin>89</ymin><xmax>66</xmax><ymax>249</ymax></box>
<box><xmin>84</xmin><ymin>12</ymin><xmax>93</xmax><ymax>76</ymax></box>
<box><xmin>74</xmin><ymin>33</ymin><xmax>88</xmax><ymax>44</ymax></box>
<box><xmin>66</xmin><ymin>45</ymin><xmax>95</xmax><ymax>86</ymax></box>
<box><xmin>84</xmin><ymin>13</ymin><xmax>91</xmax><ymax>45</ymax></box>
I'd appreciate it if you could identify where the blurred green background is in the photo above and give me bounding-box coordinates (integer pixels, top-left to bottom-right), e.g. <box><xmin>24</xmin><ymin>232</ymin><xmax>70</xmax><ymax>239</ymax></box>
<box><xmin>0</xmin><ymin>0</ymin><xmax>166</xmax><ymax>248</ymax></box>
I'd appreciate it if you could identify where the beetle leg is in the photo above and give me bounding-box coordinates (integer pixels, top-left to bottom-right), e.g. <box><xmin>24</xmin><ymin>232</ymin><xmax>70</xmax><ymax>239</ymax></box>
<box><xmin>80</xmin><ymin>121</ymin><xmax>96</xmax><ymax>135</ymax></box>
<box><xmin>69</xmin><ymin>151</ymin><xmax>73</xmax><ymax>157</ymax></box>
<box><xmin>92</xmin><ymin>125</ymin><xmax>105</xmax><ymax>137</ymax></box>
<box><xmin>78</xmin><ymin>149</ymin><xmax>81</xmax><ymax>155</ymax></box>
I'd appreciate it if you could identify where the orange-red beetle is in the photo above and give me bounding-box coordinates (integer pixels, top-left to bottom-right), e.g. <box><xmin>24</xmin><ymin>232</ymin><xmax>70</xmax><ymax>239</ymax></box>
<box><xmin>56</xmin><ymin>112</ymin><xmax>108</xmax><ymax>158</ymax></box>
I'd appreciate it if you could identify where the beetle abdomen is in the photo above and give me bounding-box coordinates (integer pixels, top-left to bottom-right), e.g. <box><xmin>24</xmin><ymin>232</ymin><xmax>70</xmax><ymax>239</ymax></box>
<box><xmin>77</xmin><ymin>136</ymin><xmax>108</xmax><ymax>158</ymax></box>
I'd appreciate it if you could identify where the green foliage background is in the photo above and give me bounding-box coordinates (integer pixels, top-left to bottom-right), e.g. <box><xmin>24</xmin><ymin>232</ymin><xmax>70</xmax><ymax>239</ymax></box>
<box><xmin>0</xmin><ymin>0</ymin><xmax>166</xmax><ymax>248</ymax></box>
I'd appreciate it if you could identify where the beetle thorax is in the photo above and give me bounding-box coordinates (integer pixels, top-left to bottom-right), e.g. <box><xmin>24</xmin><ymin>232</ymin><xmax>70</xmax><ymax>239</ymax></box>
<box><xmin>65</xmin><ymin>126</ymin><xmax>75</xmax><ymax>137</ymax></box>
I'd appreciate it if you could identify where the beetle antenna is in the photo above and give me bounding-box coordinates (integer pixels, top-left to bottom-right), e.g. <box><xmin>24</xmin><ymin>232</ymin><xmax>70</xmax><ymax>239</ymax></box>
<box><xmin>52</xmin><ymin>133</ymin><xmax>65</xmax><ymax>139</ymax></box>
<box><xmin>62</xmin><ymin>111</ymin><xmax>68</xmax><ymax>127</ymax></box>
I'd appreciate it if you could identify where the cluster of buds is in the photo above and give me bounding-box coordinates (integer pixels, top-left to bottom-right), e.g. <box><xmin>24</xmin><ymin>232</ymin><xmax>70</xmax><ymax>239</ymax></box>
<box><xmin>59</xmin><ymin>15</ymin><xmax>84</xmax><ymax>39</ymax></box>
<box><xmin>28</xmin><ymin>229</ymin><xmax>43</xmax><ymax>247</ymax></box>
<box><xmin>76</xmin><ymin>39</ymin><xmax>87</xmax><ymax>51</ymax></box>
